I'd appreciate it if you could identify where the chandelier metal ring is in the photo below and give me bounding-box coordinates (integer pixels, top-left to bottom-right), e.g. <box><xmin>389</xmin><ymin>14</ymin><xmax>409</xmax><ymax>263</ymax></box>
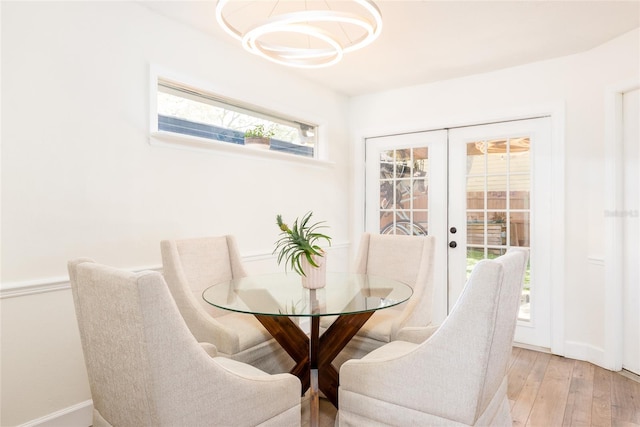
<box><xmin>215</xmin><ymin>0</ymin><xmax>382</xmax><ymax>68</ymax></box>
<box><xmin>241</xmin><ymin>10</ymin><xmax>377</xmax><ymax>54</ymax></box>
<box><xmin>244</xmin><ymin>23</ymin><xmax>344</xmax><ymax>68</ymax></box>
<box><xmin>241</xmin><ymin>10</ymin><xmax>376</xmax><ymax>68</ymax></box>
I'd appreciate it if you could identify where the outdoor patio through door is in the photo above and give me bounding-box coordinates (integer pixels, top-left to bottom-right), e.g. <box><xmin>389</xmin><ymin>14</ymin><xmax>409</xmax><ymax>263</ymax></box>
<box><xmin>365</xmin><ymin>117</ymin><xmax>553</xmax><ymax>348</ymax></box>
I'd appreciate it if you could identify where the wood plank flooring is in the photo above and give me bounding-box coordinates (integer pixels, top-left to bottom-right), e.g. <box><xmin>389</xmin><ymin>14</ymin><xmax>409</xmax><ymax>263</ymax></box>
<box><xmin>508</xmin><ymin>346</ymin><xmax>640</xmax><ymax>426</ymax></box>
<box><xmin>303</xmin><ymin>347</ymin><xmax>640</xmax><ymax>426</ymax></box>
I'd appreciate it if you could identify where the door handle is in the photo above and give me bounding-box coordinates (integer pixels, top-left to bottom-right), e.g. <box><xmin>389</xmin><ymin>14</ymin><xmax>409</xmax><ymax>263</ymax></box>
<box><xmin>449</xmin><ymin>241</ymin><xmax>457</xmax><ymax>248</ymax></box>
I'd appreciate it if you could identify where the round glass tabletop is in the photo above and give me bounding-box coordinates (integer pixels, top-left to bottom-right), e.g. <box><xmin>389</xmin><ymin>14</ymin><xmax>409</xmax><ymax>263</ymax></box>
<box><xmin>202</xmin><ymin>272</ymin><xmax>413</xmax><ymax>317</ymax></box>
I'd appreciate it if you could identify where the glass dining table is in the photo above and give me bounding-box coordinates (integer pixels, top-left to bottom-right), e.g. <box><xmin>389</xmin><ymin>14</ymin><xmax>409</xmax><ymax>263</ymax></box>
<box><xmin>202</xmin><ymin>272</ymin><xmax>412</xmax><ymax>426</ymax></box>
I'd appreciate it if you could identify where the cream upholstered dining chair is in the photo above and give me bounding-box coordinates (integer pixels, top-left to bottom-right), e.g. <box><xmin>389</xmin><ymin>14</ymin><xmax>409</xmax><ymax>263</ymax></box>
<box><xmin>160</xmin><ymin>236</ymin><xmax>293</xmax><ymax>374</ymax></box>
<box><xmin>327</xmin><ymin>233</ymin><xmax>436</xmax><ymax>368</ymax></box>
<box><xmin>68</xmin><ymin>259</ymin><xmax>301</xmax><ymax>427</ymax></box>
<box><xmin>337</xmin><ymin>249</ymin><xmax>529</xmax><ymax>426</ymax></box>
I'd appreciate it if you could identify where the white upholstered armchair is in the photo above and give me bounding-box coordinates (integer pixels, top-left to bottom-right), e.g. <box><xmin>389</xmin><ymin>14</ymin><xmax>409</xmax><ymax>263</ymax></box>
<box><xmin>337</xmin><ymin>249</ymin><xmax>529</xmax><ymax>426</ymax></box>
<box><xmin>327</xmin><ymin>233</ymin><xmax>436</xmax><ymax>367</ymax></box>
<box><xmin>160</xmin><ymin>236</ymin><xmax>293</xmax><ymax>374</ymax></box>
<box><xmin>68</xmin><ymin>259</ymin><xmax>301</xmax><ymax>427</ymax></box>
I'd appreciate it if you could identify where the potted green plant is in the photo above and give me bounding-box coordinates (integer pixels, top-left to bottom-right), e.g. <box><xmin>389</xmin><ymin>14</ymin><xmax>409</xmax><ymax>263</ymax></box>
<box><xmin>274</xmin><ymin>211</ymin><xmax>332</xmax><ymax>288</ymax></box>
<box><xmin>244</xmin><ymin>124</ymin><xmax>275</xmax><ymax>149</ymax></box>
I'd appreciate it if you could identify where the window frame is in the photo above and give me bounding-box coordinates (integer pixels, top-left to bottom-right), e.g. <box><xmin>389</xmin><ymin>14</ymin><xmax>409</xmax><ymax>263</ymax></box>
<box><xmin>149</xmin><ymin>65</ymin><xmax>331</xmax><ymax>165</ymax></box>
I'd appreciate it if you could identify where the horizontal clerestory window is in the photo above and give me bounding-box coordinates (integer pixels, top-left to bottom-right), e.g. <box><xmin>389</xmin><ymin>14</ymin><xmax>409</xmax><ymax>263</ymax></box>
<box><xmin>156</xmin><ymin>78</ymin><xmax>318</xmax><ymax>158</ymax></box>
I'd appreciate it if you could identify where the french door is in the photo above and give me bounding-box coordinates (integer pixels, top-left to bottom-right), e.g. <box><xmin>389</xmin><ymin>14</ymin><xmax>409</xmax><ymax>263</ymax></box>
<box><xmin>365</xmin><ymin>118</ymin><xmax>553</xmax><ymax>348</ymax></box>
<box><xmin>365</xmin><ymin>130</ymin><xmax>449</xmax><ymax>322</ymax></box>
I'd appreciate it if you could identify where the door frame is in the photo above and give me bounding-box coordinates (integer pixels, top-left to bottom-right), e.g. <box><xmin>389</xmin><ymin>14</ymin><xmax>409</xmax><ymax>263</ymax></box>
<box><xmin>352</xmin><ymin>103</ymin><xmax>566</xmax><ymax>355</ymax></box>
<box><xmin>604</xmin><ymin>80</ymin><xmax>640</xmax><ymax>371</ymax></box>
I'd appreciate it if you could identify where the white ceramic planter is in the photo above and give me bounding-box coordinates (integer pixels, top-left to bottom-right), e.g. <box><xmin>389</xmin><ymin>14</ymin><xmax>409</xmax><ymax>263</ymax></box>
<box><xmin>300</xmin><ymin>254</ymin><xmax>326</xmax><ymax>289</ymax></box>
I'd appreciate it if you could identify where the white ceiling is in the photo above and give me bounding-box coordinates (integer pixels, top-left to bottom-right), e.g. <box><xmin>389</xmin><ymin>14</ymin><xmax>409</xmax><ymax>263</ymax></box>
<box><xmin>142</xmin><ymin>1</ymin><xmax>640</xmax><ymax>97</ymax></box>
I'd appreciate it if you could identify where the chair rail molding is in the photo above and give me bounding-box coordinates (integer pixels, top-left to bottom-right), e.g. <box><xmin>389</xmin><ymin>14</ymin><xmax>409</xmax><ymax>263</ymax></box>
<box><xmin>0</xmin><ymin>266</ymin><xmax>163</xmax><ymax>299</ymax></box>
<box><xmin>0</xmin><ymin>242</ymin><xmax>350</xmax><ymax>299</ymax></box>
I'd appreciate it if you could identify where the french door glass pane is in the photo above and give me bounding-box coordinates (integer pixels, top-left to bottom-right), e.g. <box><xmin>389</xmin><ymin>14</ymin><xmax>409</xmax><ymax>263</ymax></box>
<box><xmin>466</xmin><ymin>138</ymin><xmax>532</xmax><ymax>321</ymax></box>
<box><xmin>378</xmin><ymin>147</ymin><xmax>429</xmax><ymax>236</ymax></box>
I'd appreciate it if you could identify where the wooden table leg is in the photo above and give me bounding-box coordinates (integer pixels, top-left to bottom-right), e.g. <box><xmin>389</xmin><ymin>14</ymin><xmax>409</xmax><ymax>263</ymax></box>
<box><xmin>255</xmin><ymin>311</ymin><xmax>375</xmax><ymax>410</ymax></box>
<box><xmin>254</xmin><ymin>315</ymin><xmax>311</xmax><ymax>393</ymax></box>
<box><xmin>317</xmin><ymin>311</ymin><xmax>375</xmax><ymax>407</ymax></box>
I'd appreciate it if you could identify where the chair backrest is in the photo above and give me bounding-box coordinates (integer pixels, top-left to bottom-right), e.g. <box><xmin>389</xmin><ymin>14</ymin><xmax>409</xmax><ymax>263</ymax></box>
<box><xmin>68</xmin><ymin>259</ymin><xmax>207</xmax><ymax>425</ymax></box>
<box><xmin>355</xmin><ymin>233</ymin><xmax>436</xmax><ymax>329</ymax></box>
<box><xmin>69</xmin><ymin>259</ymin><xmax>301</xmax><ymax>427</ymax></box>
<box><xmin>161</xmin><ymin>235</ymin><xmax>246</xmax><ymax>318</ymax></box>
<box><xmin>477</xmin><ymin>248</ymin><xmax>529</xmax><ymax>414</ymax></box>
<box><xmin>162</xmin><ymin>235</ymin><xmax>247</xmax><ymax>291</ymax></box>
<box><xmin>420</xmin><ymin>248</ymin><xmax>528</xmax><ymax>423</ymax></box>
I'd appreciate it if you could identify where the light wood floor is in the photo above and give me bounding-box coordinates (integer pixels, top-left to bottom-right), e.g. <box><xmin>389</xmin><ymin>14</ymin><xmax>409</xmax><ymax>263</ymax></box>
<box><xmin>508</xmin><ymin>347</ymin><xmax>640</xmax><ymax>426</ymax></box>
<box><xmin>303</xmin><ymin>347</ymin><xmax>640</xmax><ymax>426</ymax></box>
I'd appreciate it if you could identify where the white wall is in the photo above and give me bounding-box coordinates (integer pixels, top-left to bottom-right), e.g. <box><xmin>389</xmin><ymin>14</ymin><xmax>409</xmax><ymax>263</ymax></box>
<box><xmin>348</xmin><ymin>28</ymin><xmax>639</xmax><ymax>367</ymax></box>
<box><xmin>1</xmin><ymin>2</ymin><xmax>351</xmax><ymax>425</ymax></box>
<box><xmin>3</xmin><ymin>1</ymin><xmax>638</xmax><ymax>424</ymax></box>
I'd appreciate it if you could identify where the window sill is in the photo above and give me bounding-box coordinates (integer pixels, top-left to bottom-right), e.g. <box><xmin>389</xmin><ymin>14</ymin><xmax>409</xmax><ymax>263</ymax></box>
<box><xmin>150</xmin><ymin>131</ymin><xmax>335</xmax><ymax>168</ymax></box>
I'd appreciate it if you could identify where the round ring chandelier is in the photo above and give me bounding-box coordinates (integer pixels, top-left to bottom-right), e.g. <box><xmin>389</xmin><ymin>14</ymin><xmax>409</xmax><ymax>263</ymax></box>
<box><xmin>215</xmin><ymin>0</ymin><xmax>383</xmax><ymax>68</ymax></box>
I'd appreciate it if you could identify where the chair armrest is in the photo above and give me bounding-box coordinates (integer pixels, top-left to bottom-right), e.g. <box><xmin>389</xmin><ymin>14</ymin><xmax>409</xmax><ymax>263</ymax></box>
<box><xmin>339</xmin><ymin>261</ymin><xmax>505</xmax><ymax>425</ymax></box>
<box><xmin>339</xmin><ymin>337</ymin><xmax>478</xmax><ymax>424</ymax></box>
<box><xmin>172</xmin><ymin>349</ymin><xmax>301</xmax><ymax>425</ymax></box>
<box><xmin>199</xmin><ymin>342</ymin><xmax>218</xmax><ymax>357</ymax></box>
<box><xmin>395</xmin><ymin>325</ymin><xmax>440</xmax><ymax>344</ymax></box>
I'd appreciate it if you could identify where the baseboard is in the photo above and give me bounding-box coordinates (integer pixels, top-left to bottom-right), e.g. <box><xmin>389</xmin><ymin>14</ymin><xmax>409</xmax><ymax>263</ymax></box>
<box><xmin>19</xmin><ymin>400</ymin><xmax>92</xmax><ymax>427</ymax></box>
<box><xmin>513</xmin><ymin>341</ymin><xmax>551</xmax><ymax>354</ymax></box>
<box><xmin>564</xmin><ymin>340</ymin><xmax>609</xmax><ymax>369</ymax></box>
<box><xmin>619</xmin><ymin>369</ymin><xmax>640</xmax><ymax>383</ymax></box>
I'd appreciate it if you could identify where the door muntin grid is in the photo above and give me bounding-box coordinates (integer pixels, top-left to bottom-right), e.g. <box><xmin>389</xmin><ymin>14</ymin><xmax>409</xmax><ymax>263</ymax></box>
<box><xmin>379</xmin><ymin>148</ymin><xmax>428</xmax><ymax>236</ymax></box>
<box><xmin>465</xmin><ymin>137</ymin><xmax>532</xmax><ymax>321</ymax></box>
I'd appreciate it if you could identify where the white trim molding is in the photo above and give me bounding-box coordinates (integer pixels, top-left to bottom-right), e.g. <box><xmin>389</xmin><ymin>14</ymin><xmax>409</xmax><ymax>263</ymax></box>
<box><xmin>0</xmin><ymin>266</ymin><xmax>162</xmax><ymax>299</ymax></box>
<box><xmin>564</xmin><ymin>341</ymin><xmax>606</xmax><ymax>369</ymax></box>
<box><xmin>1</xmin><ymin>276</ymin><xmax>73</xmax><ymax>299</ymax></box>
<box><xmin>0</xmin><ymin>243</ymin><xmax>351</xmax><ymax>299</ymax></box>
<box><xmin>150</xmin><ymin>131</ymin><xmax>336</xmax><ymax>168</ymax></box>
<box><xmin>18</xmin><ymin>400</ymin><xmax>93</xmax><ymax>427</ymax></box>
<box><xmin>604</xmin><ymin>79</ymin><xmax>640</xmax><ymax>371</ymax></box>
<box><xmin>548</xmin><ymin>104</ymin><xmax>567</xmax><ymax>357</ymax></box>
